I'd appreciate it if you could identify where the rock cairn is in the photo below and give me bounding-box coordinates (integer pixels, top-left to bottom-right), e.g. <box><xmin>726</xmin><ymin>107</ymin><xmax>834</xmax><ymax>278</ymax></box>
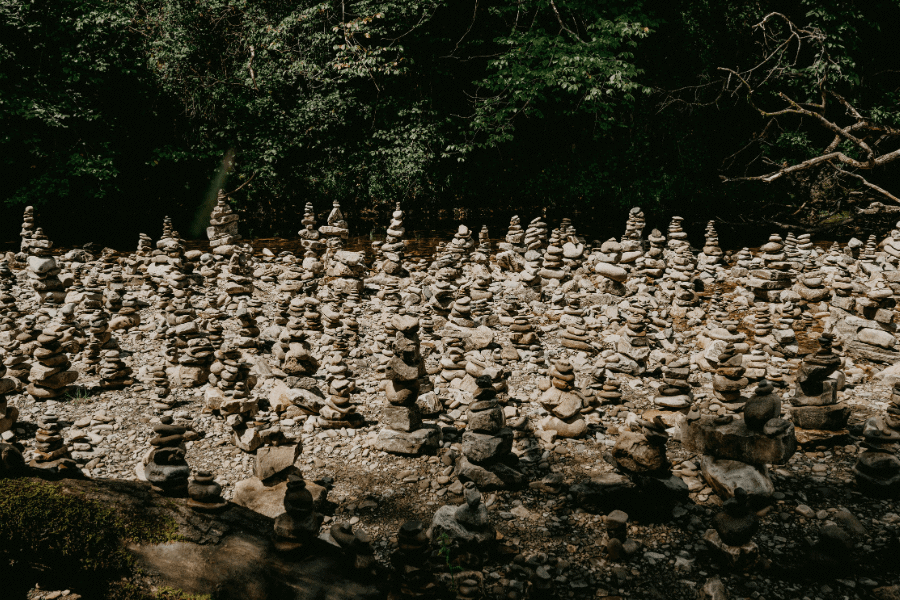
<box><xmin>380</xmin><ymin>202</ymin><xmax>407</xmax><ymax>277</ymax></box>
<box><xmin>20</xmin><ymin>206</ymin><xmax>36</xmax><ymax>253</ymax></box>
<box><xmin>320</xmin><ymin>351</ymin><xmax>363</xmax><ymax>428</ymax></box>
<box><xmin>457</xmin><ymin>375</ymin><xmax>524</xmax><ymax>488</ymax></box>
<box><xmin>98</xmin><ymin>349</ymin><xmax>133</xmax><ymax>390</ymax></box>
<box><xmin>853</xmin><ymin>382</ymin><xmax>900</xmax><ymax>497</ymax></box>
<box><xmin>539</xmin><ymin>360</ymin><xmax>587</xmax><ymax>438</ymax></box>
<box><xmin>27</xmin><ymin>330</ymin><xmax>78</xmax><ymax>400</ymax></box>
<box><xmin>654</xmin><ymin>357</ymin><xmax>692</xmax><ymax>410</ymax></box>
<box><xmin>0</xmin><ymin>363</ymin><xmax>19</xmax><ymax>442</ymax></box>
<box><xmin>712</xmin><ymin>343</ymin><xmax>748</xmax><ymax>403</ymax></box>
<box><xmin>273</xmin><ymin>474</ymin><xmax>324</xmax><ymax>552</ymax></box>
<box><xmin>375</xmin><ymin>316</ymin><xmax>438</xmax><ymax>455</ymax></box>
<box><xmin>683</xmin><ymin>380</ymin><xmax>795</xmax><ymax>504</ymax></box>
<box><xmin>790</xmin><ymin>333</ymin><xmax>850</xmax><ymax>432</ymax></box>
<box><xmin>143</xmin><ymin>420</ymin><xmax>191</xmax><ymax>495</ymax></box>
<box><xmin>30</xmin><ymin>412</ymin><xmax>76</xmax><ymax>473</ymax></box>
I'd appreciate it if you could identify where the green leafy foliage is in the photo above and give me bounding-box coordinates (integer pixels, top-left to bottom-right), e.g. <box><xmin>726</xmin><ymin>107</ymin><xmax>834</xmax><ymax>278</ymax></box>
<box><xmin>1</xmin><ymin>0</ymin><xmax>898</xmax><ymax>240</ymax></box>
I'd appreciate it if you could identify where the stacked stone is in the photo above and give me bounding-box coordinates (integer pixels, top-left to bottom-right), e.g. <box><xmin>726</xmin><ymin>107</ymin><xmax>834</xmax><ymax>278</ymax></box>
<box><xmin>456</xmin><ymin>375</ymin><xmax>525</xmax><ymax>488</ymax></box>
<box><xmin>20</xmin><ymin>206</ymin><xmax>36</xmax><ymax>253</ymax></box>
<box><xmin>666</xmin><ymin>216</ymin><xmax>689</xmax><ymax>252</ymax></box>
<box><xmin>220</xmin><ymin>251</ymin><xmax>254</xmax><ymax>311</ymax></box>
<box><xmin>593</xmin><ymin>373</ymin><xmax>623</xmax><ymax>406</ymax></box>
<box><xmin>553</xmin><ymin>302</ymin><xmax>588</xmax><ymax>352</ymax></box>
<box><xmin>700</xmin><ymin>220</ymin><xmax>724</xmax><ymax>275</ymax></box>
<box><xmin>2</xmin><ymin>339</ymin><xmax>30</xmax><ymax>383</ymax></box>
<box><xmin>862</xmin><ymin>234</ymin><xmax>878</xmax><ymax>263</ymax></box>
<box><xmin>377</xmin><ymin>279</ymin><xmax>401</xmax><ymax>311</ymax></box>
<box><xmin>783</xmin><ymin>233</ymin><xmax>803</xmax><ymax>267</ymax></box>
<box><xmin>27</xmin><ymin>252</ymin><xmax>66</xmax><ymax>305</ymax></box>
<box><xmin>186</xmin><ymin>471</ymin><xmax>227</xmax><ymax>512</ymax></box>
<box><xmin>743</xmin><ymin>346</ymin><xmax>769</xmax><ymax>381</ymax></box>
<box><xmin>753</xmin><ymin>304</ymin><xmax>773</xmax><ymax>339</ymax></box>
<box><xmin>437</xmin><ymin>334</ymin><xmax>467</xmax><ymax>384</ymax></box>
<box><xmin>206</xmin><ymin>190</ymin><xmax>241</xmax><ymax>255</ymax></box>
<box><xmin>496</xmin><ymin>215</ymin><xmax>526</xmax><ymax>271</ymax></box>
<box><xmin>606</xmin><ymin>415</ymin><xmax>675</xmax><ymax>486</ymax></box>
<box><xmin>616</xmin><ymin>300</ymin><xmax>652</xmax><ymax>367</ymax></box>
<box><xmin>794</xmin><ymin>257</ymin><xmax>830</xmax><ymax>302</ymax></box>
<box><xmin>142</xmin><ymin>362</ymin><xmax>171</xmax><ymax>408</ymax></box>
<box><xmin>747</xmin><ymin>235</ymin><xmax>792</xmax><ymax>302</ymax></box>
<box><xmin>469</xmin><ymin>281</ymin><xmax>491</xmax><ymax>322</ymax></box>
<box><xmin>823</xmin><ymin>242</ymin><xmax>844</xmax><ymax>266</ymax></box>
<box><xmin>636</xmin><ymin>228</ymin><xmax>666</xmax><ymax>278</ymax></box>
<box><xmin>233</xmin><ymin>302</ymin><xmax>260</xmax><ymax>349</ymax></box>
<box><xmin>712</xmin><ymin>343</ymin><xmax>749</xmax><ymax>403</ymax></box>
<box><xmin>624</xmin><ymin>206</ymin><xmax>646</xmax><ymax>241</ymax></box>
<box><xmin>166</xmin><ymin>321</ymin><xmax>214</xmax><ymax>388</ymax></box>
<box><xmin>475</xmin><ymin>224</ymin><xmax>491</xmax><ymax>260</ymax></box>
<box><xmin>449</xmin><ymin>296</ymin><xmax>475</xmax><ymax>328</ymax></box>
<box><xmin>375</xmin><ymin>316</ymin><xmax>438</xmax><ymax>455</ymax></box>
<box><xmin>682</xmin><ymin>380</ymin><xmax>795</xmax><ymax>503</ymax></box>
<box><xmin>790</xmin><ymin>333</ymin><xmax>850</xmax><ymax>432</ymax></box>
<box><xmin>795</xmin><ymin>233</ymin><xmax>813</xmax><ymax>256</ymax></box>
<box><xmin>273</xmin><ymin>474</ymin><xmax>324</xmax><ymax>552</ymax></box>
<box><xmin>520</xmin><ymin>217</ymin><xmax>549</xmax><ymax>287</ymax></box>
<box><xmin>831</xmin><ymin>263</ymin><xmax>855</xmax><ymax>301</ymax></box>
<box><xmin>143</xmin><ymin>420</ymin><xmax>191</xmax><ymax>496</ymax></box>
<box><xmin>67</xmin><ymin>427</ymin><xmax>100</xmax><ymax>472</ymax></box>
<box><xmin>539</xmin><ymin>360</ymin><xmax>587</xmax><ymax>438</ymax></box>
<box><xmin>509</xmin><ymin>299</ymin><xmax>539</xmax><ymax>351</ymax></box>
<box><xmin>853</xmin><ymin>382</ymin><xmax>900</xmax><ymax>496</ymax></box>
<box><xmin>0</xmin><ymin>261</ymin><xmax>20</xmax><ymax>331</ymax></box>
<box><xmin>137</xmin><ymin>233</ymin><xmax>153</xmax><ymax>256</ymax></box>
<box><xmin>734</xmin><ymin>248</ymin><xmax>753</xmax><ymax>270</ymax></box>
<box><xmin>302</xmin><ymin>296</ymin><xmax>323</xmax><ymax>333</ymax></box>
<box><xmin>27</xmin><ymin>330</ymin><xmax>78</xmax><ymax>400</ymax></box>
<box><xmin>539</xmin><ymin>228</ymin><xmax>567</xmax><ymax>286</ymax></box>
<box><xmin>30</xmin><ymin>412</ymin><xmax>76</xmax><ymax>472</ymax></box>
<box><xmin>592</xmin><ymin>239</ymin><xmax>628</xmax><ymax>290</ymax></box>
<box><xmin>298</xmin><ymin>201</ymin><xmax>319</xmax><ymax>245</ymax></box>
<box><xmin>654</xmin><ymin>358</ymin><xmax>692</xmax><ymax>410</ymax></box>
<box><xmin>321</xmin><ymin>298</ymin><xmax>343</xmax><ymax>339</ymax></box>
<box><xmin>320</xmin><ymin>352</ymin><xmax>364</xmax><ymax>429</ymax></box>
<box><xmin>325</xmin><ymin>250</ymin><xmax>366</xmax><ymax>297</ymax></box>
<box><xmin>666</xmin><ymin>243</ymin><xmax>697</xmax><ymax>285</ymax></box>
<box><xmin>319</xmin><ymin>200</ymin><xmax>350</xmax><ymax>264</ymax></box>
<box><xmin>98</xmin><ymin>350</ymin><xmax>133</xmax><ymax>390</ymax></box>
<box><xmin>0</xmin><ymin>362</ymin><xmax>19</xmax><ymax>441</ymax></box>
<box><xmin>427</xmin><ymin>270</ymin><xmax>456</xmax><ymax>320</ymax></box>
<box><xmin>110</xmin><ymin>293</ymin><xmax>141</xmax><ymax>332</ymax></box>
<box><xmin>379</xmin><ymin>202</ymin><xmax>408</xmax><ymax>277</ymax></box>
<box><xmin>207</xmin><ymin>345</ymin><xmax>255</xmax><ymax>415</ymax></box>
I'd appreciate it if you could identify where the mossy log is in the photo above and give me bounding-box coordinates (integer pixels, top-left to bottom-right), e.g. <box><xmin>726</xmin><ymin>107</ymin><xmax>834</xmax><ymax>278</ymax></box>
<box><xmin>0</xmin><ymin>473</ymin><xmax>383</xmax><ymax>600</ymax></box>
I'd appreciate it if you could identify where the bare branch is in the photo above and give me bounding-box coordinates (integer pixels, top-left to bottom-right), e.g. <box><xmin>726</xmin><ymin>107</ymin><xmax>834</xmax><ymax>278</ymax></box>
<box><xmin>841</xmin><ymin>170</ymin><xmax>900</xmax><ymax>204</ymax></box>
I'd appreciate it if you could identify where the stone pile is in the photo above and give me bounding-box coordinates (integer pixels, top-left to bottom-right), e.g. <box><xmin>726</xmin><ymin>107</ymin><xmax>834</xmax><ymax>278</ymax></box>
<box><xmin>0</xmin><ymin>363</ymin><xmax>19</xmax><ymax>442</ymax></box>
<box><xmin>320</xmin><ymin>351</ymin><xmax>363</xmax><ymax>429</ymax></box>
<box><xmin>30</xmin><ymin>412</ymin><xmax>76</xmax><ymax>473</ymax></box>
<box><xmin>853</xmin><ymin>382</ymin><xmax>900</xmax><ymax>497</ymax></box>
<box><xmin>457</xmin><ymin>374</ymin><xmax>524</xmax><ymax>488</ymax></box>
<box><xmin>27</xmin><ymin>330</ymin><xmax>78</xmax><ymax>400</ymax></box>
<box><xmin>98</xmin><ymin>349</ymin><xmax>133</xmax><ymax>390</ymax></box>
<box><xmin>683</xmin><ymin>380</ymin><xmax>796</xmax><ymax>503</ymax></box>
<box><xmin>790</xmin><ymin>333</ymin><xmax>850</xmax><ymax>433</ymax></box>
<box><xmin>654</xmin><ymin>358</ymin><xmax>692</xmax><ymax>410</ymax></box>
<box><xmin>539</xmin><ymin>360</ymin><xmax>587</xmax><ymax>438</ymax></box>
<box><xmin>142</xmin><ymin>419</ymin><xmax>191</xmax><ymax>496</ymax></box>
<box><xmin>273</xmin><ymin>474</ymin><xmax>324</xmax><ymax>552</ymax></box>
<box><xmin>375</xmin><ymin>316</ymin><xmax>438</xmax><ymax>455</ymax></box>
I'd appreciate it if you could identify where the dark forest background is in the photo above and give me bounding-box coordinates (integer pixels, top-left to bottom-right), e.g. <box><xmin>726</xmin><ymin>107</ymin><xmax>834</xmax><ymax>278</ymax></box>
<box><xmin>2</xmin><ymin>0</ymin><xmax>900</xmax><ymax>249</ymax></box>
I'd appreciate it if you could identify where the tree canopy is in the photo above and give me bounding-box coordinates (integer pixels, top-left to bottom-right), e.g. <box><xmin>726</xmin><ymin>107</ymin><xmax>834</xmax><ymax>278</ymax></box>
<box><xmin>2</xmin><ymin>0</ymin><xmax>899</xmax><ymax>246</ymax></box>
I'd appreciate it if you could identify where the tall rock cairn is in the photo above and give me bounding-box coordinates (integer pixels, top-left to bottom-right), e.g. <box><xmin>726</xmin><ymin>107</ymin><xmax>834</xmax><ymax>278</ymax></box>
<box><xmin>207</xmin><ymin>189</ymin><xmax>242</xmax><ymax>256</ymax></box>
